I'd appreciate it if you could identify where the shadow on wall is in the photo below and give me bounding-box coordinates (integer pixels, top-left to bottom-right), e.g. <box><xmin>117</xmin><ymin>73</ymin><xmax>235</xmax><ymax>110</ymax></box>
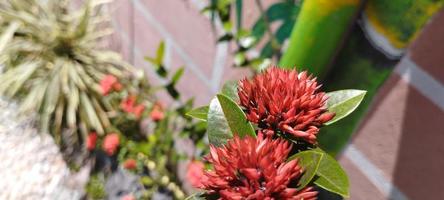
<box><xmin>390</xmin><ymin>75</ymin><xmax>444</xmax><ymax>199</ymax></box>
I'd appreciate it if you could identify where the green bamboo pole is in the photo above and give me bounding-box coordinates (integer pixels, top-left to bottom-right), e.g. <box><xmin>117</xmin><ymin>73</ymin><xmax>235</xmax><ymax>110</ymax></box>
<box><xmin>279</xmin><ymin>0</ymin><xmax>362</xmax><ymax>77</ymax></box>
<box><xmin>317</xmin><ymin>0</ymin><xmax>443</xmax><ymax>156</ymax></box>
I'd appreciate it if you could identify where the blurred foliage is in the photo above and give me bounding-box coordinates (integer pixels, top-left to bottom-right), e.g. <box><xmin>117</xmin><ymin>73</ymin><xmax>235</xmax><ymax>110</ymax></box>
<box><xmin>202</xmin><ymin>0</ymin><xmax>303</xmax><ymax>71</ymax></box>
<box><xmin>86</xmin><ymin>42</ymin><xmax>208</xmax><ymax>200</ymax></box>
<box><xmin>0</xmin><ymin>0</ymin><xmax>150</xmax><ymax>150</ymax></box>
<box><xmin>85</xmin><ymin>174</ymin><xmax>106</xmax><ymax>200</ymax></box>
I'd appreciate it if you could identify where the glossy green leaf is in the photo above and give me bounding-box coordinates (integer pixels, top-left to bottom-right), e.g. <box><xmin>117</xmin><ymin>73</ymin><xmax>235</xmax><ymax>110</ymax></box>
<box><xmin>288</xmin><ymin>150</ymin><xmax>323</xmax><ymax>189</ymax></box>
<box><xmin>325</xmin><ymin>90</ymin><xmax>366</xmax><ymax>125</ymax></box>
<box><xmin>221</xmin><ymin>81</ymin><xmax>239</xmax><ymax>102</ymax></box>
<box><xmin>314</xmin><ymin>148</ymin><xmax>349</xmax><ymax>197</ymax></box>
<box><xmin>216</xmin><ymin>94</ymin><xmax>255</xmax><ymax>138</ymax></box>
<box><xmin>207</xmin><ymin>97</ymin><xmax>233</xmax><ymax>146</ymax></box>
<box><xmin>207</xmin><ymin>93</ymin><xmax>256</xmax><ymax>146</ymax></box>
<box><xmin>186</xmin><ymin>106</ymin><xmax>209</xmax><ymax>122</ymax></box>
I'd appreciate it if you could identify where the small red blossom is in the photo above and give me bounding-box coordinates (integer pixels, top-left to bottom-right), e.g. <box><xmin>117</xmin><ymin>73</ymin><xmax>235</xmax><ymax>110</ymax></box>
<box><xmin>186</xmin><ymin>160</ymin><xmax>205</xmax><ymax>188</ymax></box>
<box><xmin>100</xmin><ymin>75</ymin><xmax>122</xmax><ymax>96</ymax></box>
<box><xmin>86</xmin><ymin>132</ymin><xmax>97</xmax><ymax>151</ymax></box>
<box><xmin>123</xmin><ymin>159</ymin><xmax>137</xmax><ymax>170</ymax></box>
<box><xmin>120</xmin><ymin>96</ymin><xmax>145</xmax><ymax>118</ymax></box>
<box><xmin>121</xmin><ymin>194</ymin><xmax>135</xmax><ymax>200</ymax></box>
<box><xmin>238</xmin><ymin>67</ymin><xmax>335</xmax><ymax>144</ymax></box>
<box><xmin>200</xmin><ymin>133</ymin><xmax>317</xmax><ymax>200</ymax></box>
<box><xmin>103</xmin><ymin>133</ymin><xmax>120</xmax><ymax>156</ymax></box>
<box><xmin>120</xmin><ymin>96</ymin><xmax>137</xmax><ymax>113</ymax></box>
<box><xmin>132</xmin><ymin>104</ymin><xmax>145</xmax><ymax>118</ymax></box>
<box><xmin>150</xmin><ymin>102</ymin><xmax>164</xmax><ymax>121</ymax></box>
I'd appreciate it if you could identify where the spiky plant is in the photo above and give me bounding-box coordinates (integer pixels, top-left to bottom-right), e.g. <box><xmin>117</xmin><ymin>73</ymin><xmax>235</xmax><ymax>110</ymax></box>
<box><xmin>0</xmin><ymin>0</ymin><xmax>146</xmax><ymax>147</ymax></box>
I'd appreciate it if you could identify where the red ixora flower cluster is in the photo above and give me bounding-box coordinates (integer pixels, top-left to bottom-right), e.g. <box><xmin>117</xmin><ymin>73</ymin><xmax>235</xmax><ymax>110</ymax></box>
<box><xmin>200</xmin><ymin>134</ymin><xmax>317</xmax><ymax>200</ymax></box>
<box><xmin>120</xmin><ymin>95</ymin><xmax>146</xmax><ymax>118</ymax></box>
<box><xmin>100</xmin><ymin>75</ymin><xmax>122</xmax><ymax>96</ymax></box>
<box><xmin>238</xmin><ymin>67</ymin><xmax>335</xmax><ymax>144</ymax></box>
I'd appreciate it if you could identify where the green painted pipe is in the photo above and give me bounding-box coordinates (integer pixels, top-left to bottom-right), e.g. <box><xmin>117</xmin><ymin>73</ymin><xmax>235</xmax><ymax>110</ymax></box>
<box><xmin>279</xmin><ymin>0</ymin><xmax>362</xmax><ymax>77</ymax></box>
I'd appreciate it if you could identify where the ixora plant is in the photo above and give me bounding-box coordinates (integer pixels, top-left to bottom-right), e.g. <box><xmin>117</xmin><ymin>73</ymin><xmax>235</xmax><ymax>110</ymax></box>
<box><xmin>186</xmin><ymin>67</ymin><xmax>366</xmax><ymax>199</ymax></box>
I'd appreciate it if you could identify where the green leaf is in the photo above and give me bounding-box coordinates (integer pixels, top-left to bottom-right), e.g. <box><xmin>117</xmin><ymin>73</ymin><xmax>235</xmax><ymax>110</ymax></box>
<box><xmin>171</xmin><ymin>67</ymin><xmax>184</xmax><ymax>85</ymax></box>
<box><xmin>156</xmin><ymin>41</ymin><xmax>165</xmax><ymax>64</ymax></box>
<box><xmin>221</xmin><ymin>81</ymin><xmax>239</xmax><ymax>102</ymax></box>
<box><xmin>185</xmin><ymin>192</ymin><xmax>205</xmax><ymax>200</ymax></box>
<box><xmin>325</xmin><ymin>90</ymin><xmax>366</xmax><ymax>125</ymax></box>
<box><xmin>207</xmin><ymin>94</ymin><xmax>256</xmax><ymax>146</ymax></box>
<box><xmin>235</xmin><ymin>0</ymin><xmax>242</xmax><ymax>31</ymax></box>
<box><xmin>186</xmin><ymin>106</ymin><xmax>209</xmax><ymax>122</ymax></box>
<box><xmin>216</xmin><ymin>94</ymin><xmax>255</xmax><ymax>138</ymax></box>
<box><xmin>288</xmin><ymin>150</ymin><xmax>323</xmax><ymax>190</ymax></box>
<box><xmin>313</xmin><ymin>148</ymin><xmax>349</xmax><ymax>197</ymax></box>
<box><xmin>207</xmin><ymin>97</ymin><xmax>233</xmax><ymax>146</ymax></box>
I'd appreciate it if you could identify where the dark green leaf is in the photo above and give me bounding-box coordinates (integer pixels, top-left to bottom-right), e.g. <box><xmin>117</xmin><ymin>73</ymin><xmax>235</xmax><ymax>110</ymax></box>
<box><xmin>313</xmin><ymin>148</ymin><xmax>349</xmax><ymax>197</ymax></box>
<box><xmin>186</xmin><ymin>106</ymin><xmax>209</xmax><ymax>122</ymax></box>
<box><xmin>165</xmin><ymin>83</ymin><xmax>180</xmax><ymax>99</ymax></box>
<box><xmin>275</xmin><ymin>20</ymin><xmax>294</xmax><ymax>43</ymax></box>
<box><xmin>216</xmin><ymin>94</ymin><xmax>255</xmax><ymax>138</ymax></box>
<box><xmin>221</xmin><ymin>81</ymin><xmax>239</xmax><ymax>102</ymax></box>
<box><xmin>325</xmin><ymin>90</ymin><xmax>367</xmax><ymax>125</ymax></box>
<box><xmin>218</xmin><ymin>33</ymin><xmax>233</xmax><ymax>42</ymax></box>
<box><xmin>288</xmin><ymin>150</ymin><xmax>323</xmax><ymax>189</ymax></box>
<box><xmin>235</xmin><ymin>0</ymin><xmax>242</xmax><ymax>31</ymax></box>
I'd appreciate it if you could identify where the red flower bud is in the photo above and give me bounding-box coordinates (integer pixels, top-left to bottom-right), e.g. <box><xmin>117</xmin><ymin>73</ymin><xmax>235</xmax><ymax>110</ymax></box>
<box><xmin>120</xmin><ymin>194</ymin><xmax>135</xmax><ymax>200</ymax></box>
<box><xmin>86</xmin><ymin>132</ymin><xmax>97</xmax><ymax>151</ymax></box>
<box><xmin>103</xmin><ymin>133</ymin><xmax>119</xmax><ymax>156</ymax></box>
<box><xmin>123</xmin><ymin>159</ymin><xmax>137</xmax><ymax>170</ymax></box>
<box><xmin>100</xmin><ymin>75</ymin><xmax>121</xmax><ymax>96</ymax></box>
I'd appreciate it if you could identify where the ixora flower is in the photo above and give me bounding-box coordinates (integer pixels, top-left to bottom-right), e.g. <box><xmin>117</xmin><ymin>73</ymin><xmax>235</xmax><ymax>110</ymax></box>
<box><xmin>186</xmin><ymin>160</ymin><xmax>205</xmax><ymax>188</ymax></box>
<box><xmin>103</xmin><ymin>133</ymin><xmax>120</xmax><ymax>156</ymax></box>
<box><xmin>123</xmin><ymin>159</ymin><xmax>137</xmax><ymax>170</ymax></box>
<box><xmin>100</xmin><ymin>75</ymin><xmax>122</xmax><ymax>96</ymax></box>
<box><xmin>150</xmin><ymin>102</ymin><xmax>165</xmax><ymax>121</ymax></box>
<box><xmin>120</xmin><ymin>96</ymin><xmax>146</xmax><ymax>118</ymax></box>
<box><xmin>238</xmin><ymin>67</ymin><xmax>335</xmax><ymax>144</ymax></box>
<box><xmin>200</xmin><ymin>134</ymin><xmax>317</xmax><ymax>200</ymax></box>
<box><xmin>86</xmin><ymin>132</ymin><xmax>98</xmax><ymax>151</ymax></box>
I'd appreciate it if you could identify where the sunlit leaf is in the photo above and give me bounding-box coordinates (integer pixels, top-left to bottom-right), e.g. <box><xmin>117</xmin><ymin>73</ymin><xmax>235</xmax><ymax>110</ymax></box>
<box><xmin>325</xmin><ymin>90</ymin><xmax>366</xmax><ymax>125</ymax></box>
<box><xmin>186</xmin><ymin>106</ymin><xmax>209</xmax><ymax>122</ymax></box>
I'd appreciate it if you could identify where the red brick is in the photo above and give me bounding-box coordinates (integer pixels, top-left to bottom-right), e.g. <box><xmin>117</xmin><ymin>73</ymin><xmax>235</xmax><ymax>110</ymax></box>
<box><xmin>409</xmin><ymin>9</ymin><xmax>444</xmax><ymax>82</ymax></box>
<box><xmin>352</xmin><ymin>74</ymin><xmax>444</xmax><ymax>199</ymax></box>
<box><xmin>338</xmin><ymin>156</ymin><xmax>386</xmax><ymax>200</ymax></box>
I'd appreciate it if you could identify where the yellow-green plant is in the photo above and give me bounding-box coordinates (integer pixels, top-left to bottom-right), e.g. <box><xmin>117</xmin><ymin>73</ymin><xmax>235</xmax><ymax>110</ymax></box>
<box><xmin>0</xmin><ymin>0</ymin><xmax>144</xmax><ymax>146</ymax></box>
